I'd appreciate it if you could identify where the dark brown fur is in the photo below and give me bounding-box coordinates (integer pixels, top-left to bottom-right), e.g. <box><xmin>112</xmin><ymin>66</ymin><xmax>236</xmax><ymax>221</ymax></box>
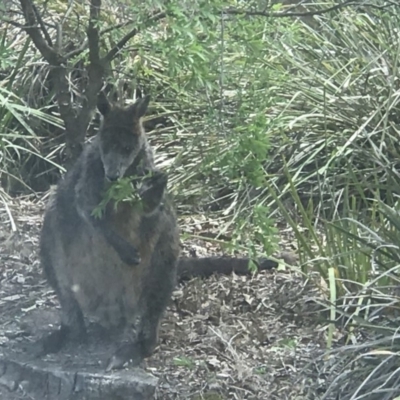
<box><xmin>38</xmin><ymin>93</ymin><xmax>180</xmax><ymax>370</ymax></box>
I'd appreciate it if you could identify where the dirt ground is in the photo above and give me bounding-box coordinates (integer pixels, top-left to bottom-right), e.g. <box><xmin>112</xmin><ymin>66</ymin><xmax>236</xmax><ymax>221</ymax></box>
<box><xmin>0</xmin><ymin>195</ymin><xmax>329</xmax><ymax>400</ymax></box>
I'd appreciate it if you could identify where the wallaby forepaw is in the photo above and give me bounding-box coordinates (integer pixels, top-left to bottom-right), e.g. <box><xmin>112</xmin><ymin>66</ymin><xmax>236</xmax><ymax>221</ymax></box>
<box><xmin>149</xmin><ymin>171</ymin><xmax>168</xmax><ymax>187</ymax></box>
<box><xmin>105</xmin><ymin>343</ymin><xmax>143</xmax><ymax>371</ymax></box>
<box><xmin>139</xmin><ymin>171</ymin><xmax>168</xmax><ymax>197</ymax></box>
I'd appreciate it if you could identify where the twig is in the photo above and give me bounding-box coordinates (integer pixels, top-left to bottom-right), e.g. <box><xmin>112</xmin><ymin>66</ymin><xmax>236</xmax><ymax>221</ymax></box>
<box><xmin>64</xmin><ymin>21</ymin><xmax>136</xmax><ymax>60</ymax></box>
<box><xmin>2</xmin><ymin>19</ymin><xmax>26</xmax><ymax>28</ymax></box>
<box><xmin>31</xmin><ymin>0</ymin><xmax>52</xmax><ymax>46</ymax></box>
<box><xmin>64</xmin><ymin>40</ymin><xmax>88</xmax><ymax>59</ymax></box>
<box><xmin>104</xmin><ymin>26</ymin><xmax>138</xmax><ymax>63</ymax></box>
<box><xmin>104</xmin><ymin>12</ymin><xmax>166</xmax><ymax>63</ymax></box>
<box><xmin>225</xmin><ymin>0</ymin><xmax>362</xmax><ymax>18</ymax></box>
<box><xmin>60</xmin><ymin>0</ymin><xmax>75</xmax><ymax>26</ymax></box>
<box><xmin>101</xmin><ymin>20</ymin><xmax>133</xmax><ymax>35</ymax></box>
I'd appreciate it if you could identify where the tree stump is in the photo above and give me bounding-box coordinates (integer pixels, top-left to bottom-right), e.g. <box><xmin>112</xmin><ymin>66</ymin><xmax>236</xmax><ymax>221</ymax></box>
<box><xmin>0</xmin><ymin>354</ymin><xmax>157</xmax><ymax>400</ymax></box>
<box><xmin>0</xmin><ymin>295</ymin><xmax>157</xmax><ymax>400</ymax></box>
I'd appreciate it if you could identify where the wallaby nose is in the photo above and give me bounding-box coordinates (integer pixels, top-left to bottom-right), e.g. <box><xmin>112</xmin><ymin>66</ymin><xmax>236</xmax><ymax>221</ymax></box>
<box><xmin>106</xmin><ymin>174</ymin><xmax>120</xmax><ymax>182</ymax></box>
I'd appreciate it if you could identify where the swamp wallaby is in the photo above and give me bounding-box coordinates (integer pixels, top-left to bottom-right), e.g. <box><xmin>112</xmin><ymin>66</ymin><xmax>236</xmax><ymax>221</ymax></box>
<box><xmin>38</xmin><ymin>92</ymin><xmax>180</xmax><ymax>370</ymax></box>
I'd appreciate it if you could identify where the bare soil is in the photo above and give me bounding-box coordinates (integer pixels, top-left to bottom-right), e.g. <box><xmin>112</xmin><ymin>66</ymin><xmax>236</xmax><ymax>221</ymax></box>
<box><xmin>0</xmin><ymin>196</ymin><xmax>328</xmax><ymax>400</ymax></box>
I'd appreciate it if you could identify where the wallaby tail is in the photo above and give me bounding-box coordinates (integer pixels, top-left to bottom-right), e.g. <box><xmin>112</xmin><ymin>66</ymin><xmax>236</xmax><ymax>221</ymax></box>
<box><xmin>177</xmin><ymin>257</ymin><xmax>279</xmax><ymax>282</ymax></box>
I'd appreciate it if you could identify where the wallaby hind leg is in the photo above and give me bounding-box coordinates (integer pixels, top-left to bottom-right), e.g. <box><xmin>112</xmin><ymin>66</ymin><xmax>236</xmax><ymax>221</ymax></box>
<box><xmin>35</xmin><ymin>283</ymin><xmax>87</xmax><ymax>356</ymax></box>
<box><xmin>106</xmin><ymin>247</ymin><xmax>178</xmax><ymax>371</ymax></box>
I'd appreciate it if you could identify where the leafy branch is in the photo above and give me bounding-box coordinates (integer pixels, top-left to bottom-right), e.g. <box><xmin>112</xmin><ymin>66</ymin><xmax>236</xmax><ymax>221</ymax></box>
<box><xmin>91</xmin><ymin>170</ymin><xmax>156</xmax><ymax>219</ymax></box>
<box><xmin>91</xmin><ymin>176</ymin><xmax>143</xmax><ymax>220</ymax></box>
<box><xmin>224</xmin><ymin>0</ymin><xmax>398</xmax><ymax>19</ymax></box>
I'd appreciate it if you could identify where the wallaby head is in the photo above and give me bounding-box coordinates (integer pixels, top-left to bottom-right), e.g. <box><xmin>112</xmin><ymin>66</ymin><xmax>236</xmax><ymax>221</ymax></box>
<box><xmin>97</xmin><ymin>92</ymin><xmax>151</xmax><ymax>182</ymax></box>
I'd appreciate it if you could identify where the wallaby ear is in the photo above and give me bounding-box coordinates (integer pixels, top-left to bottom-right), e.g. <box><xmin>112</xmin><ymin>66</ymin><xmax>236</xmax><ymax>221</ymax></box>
<box><xmin>97</xmin><ymin>91</ymin><xmax>111</xmax><ymax>116</ymax></box>
<box><xmin>132</xmin><ymin>94</ymin><xmax>151</xmax><ymax>118</ymax></box>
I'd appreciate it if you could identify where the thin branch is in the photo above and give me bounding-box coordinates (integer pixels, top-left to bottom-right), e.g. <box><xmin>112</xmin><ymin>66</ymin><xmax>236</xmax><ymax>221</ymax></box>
<box><xmin>64</xmin><ymin>20</ymin><xmax>135</xmax><ymax>60</ymax></box>
<box><xmin>65</xmin><ymin>40</ymin><xmax>88</xmax><ymax>59</ymax></box>
<box><xmin>2</xmin><ymin>19</ymin><xmax>26</xmax><ymax>29</ymax></box>
<box><xmin>65</xmin><ymin>12</ymin><xmax>167</xmax><ymax>61</ymax></box>
<box><xmin>31</xmin><ymin>1</ymin><xmax>52</xmax><ymax>46</ymax></box>
<box><xmin>55</xmin><ymin>23</ymin><xmax>62</xmax><ymax>52</ymax></box>
<box><xmin>18</xmin><ymin>0</ymin><xmax>77</xmax><ymax>161</ymax></box>
<box><xmin>60</xmin><ymin>0</ymin><xmax>75</xmax><ymax>25</ymax></box>
<box><xmin>103</xmin><ymin>12</ymin><xmax>166</xmax><ymax>63</ymax></box>
<box><xmin>103</xmin><ymin>26</ymin><xmax>138</xmax><ymax>63</ymax></box>
<box><xmin>224</xmin><ymin>0</ymin><xmax>361</xmax><ymax>18</ymax></box>
<box><xmin>72</xmin><ymin>0</ymin><xmax>104</xmax><ymax>155</ymax></box>
<box><xmin>101</xmin><ymin>20</ymin><xmax>133</xmax><ymax>35</ymax></box>
<box><xmin>19</xmin><ymin>0</ymin><xmax>64</xmax><ymax>66</ymax></box>
<box><xmin>87</xmin><ymin>0</ymin><xmax>101</xmax><ymax>65</ymax></box>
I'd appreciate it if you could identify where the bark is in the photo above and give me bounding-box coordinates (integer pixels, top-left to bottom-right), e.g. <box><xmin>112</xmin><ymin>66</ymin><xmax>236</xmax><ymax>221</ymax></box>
<box><xmin>0</xmin><ymin>357</ymin><xmax>157</xmax><ymax>400</ymax></box>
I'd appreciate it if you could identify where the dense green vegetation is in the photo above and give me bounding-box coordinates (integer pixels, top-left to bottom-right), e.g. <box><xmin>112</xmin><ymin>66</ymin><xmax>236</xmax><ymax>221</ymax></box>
<box><xmin>1</xmin><ymin>1</ymin><xmax>400</xmax><ymax>398</ymax></box>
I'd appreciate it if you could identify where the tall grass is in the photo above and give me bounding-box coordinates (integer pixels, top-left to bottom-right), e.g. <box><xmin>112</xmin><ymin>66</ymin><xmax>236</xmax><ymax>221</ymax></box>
<box><xmin>253</xmin><ymin>3</ymin><xmax>400</xmax><ymax>398</ymax></box>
